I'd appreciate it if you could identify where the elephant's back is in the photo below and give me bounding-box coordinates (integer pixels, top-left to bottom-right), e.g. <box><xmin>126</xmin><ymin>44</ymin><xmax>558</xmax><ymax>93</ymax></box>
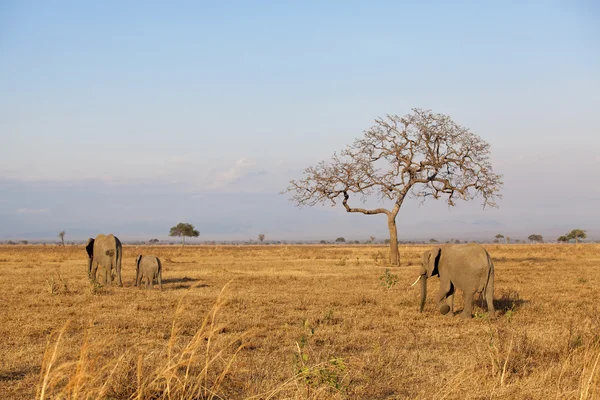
<box><xmin>141</xmin><ymin>256</ymin><xmax>160</xmax><ymax>268</ymax></box>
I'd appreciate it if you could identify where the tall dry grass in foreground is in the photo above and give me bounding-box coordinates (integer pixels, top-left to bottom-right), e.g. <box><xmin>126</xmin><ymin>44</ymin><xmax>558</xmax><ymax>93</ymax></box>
<box><xmin>1</xmin><ymin>244</ymin><xmax>599</xmax><ymax>399</ymax></box>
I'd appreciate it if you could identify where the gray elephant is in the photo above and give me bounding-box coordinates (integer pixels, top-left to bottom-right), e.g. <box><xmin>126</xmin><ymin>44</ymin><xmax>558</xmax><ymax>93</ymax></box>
<box><xmin>135</xmin><ymin>255</ymin><xmax>163</xmax><ymax>290</ymax></box>
<box><xmin>415</xmin><ymin>243</ymin><xmax>495</xmax><ymax>319</ymax></box>
<box><xmin>85</xmin><ymin>234</ymin><xmax>123</xmax><ymax>286</ymax></box>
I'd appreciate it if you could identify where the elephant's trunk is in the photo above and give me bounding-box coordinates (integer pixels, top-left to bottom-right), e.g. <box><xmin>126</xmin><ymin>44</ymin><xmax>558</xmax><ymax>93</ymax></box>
<box><xmin>419</xmin><ymin>274</ymin><xmax>427</xmax><ymax>313</ymax></box>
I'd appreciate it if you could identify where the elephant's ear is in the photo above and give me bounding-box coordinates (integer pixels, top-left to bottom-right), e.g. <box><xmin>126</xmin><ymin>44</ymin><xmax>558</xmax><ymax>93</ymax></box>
<box><xmin>427</xmin><ymin>247</ymin><xmax>441</xmax><ymax>277</ymax></box>
<box><xmin>85</xmin><ymin>238</ymin><xmax>94</xmax><ymax>259</ymax></box>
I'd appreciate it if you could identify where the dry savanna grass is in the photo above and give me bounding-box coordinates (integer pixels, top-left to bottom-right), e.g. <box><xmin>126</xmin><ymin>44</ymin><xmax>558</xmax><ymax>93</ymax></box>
<box><xmin>1</xmin><ymin>244</ymin><xmax>599</xmax><ymax>399</ymax></box>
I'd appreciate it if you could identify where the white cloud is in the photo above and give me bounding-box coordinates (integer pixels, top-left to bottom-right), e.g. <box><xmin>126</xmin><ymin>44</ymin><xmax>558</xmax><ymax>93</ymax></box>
<box><xmin>207</xmin><ymin>157</ymin><xmax>257</xmax><ymax>190</ymax></box>
<box><xmin>16</xmin><ymin>208</ymin><xmax>49</xmax><ymax>214</ymax></box>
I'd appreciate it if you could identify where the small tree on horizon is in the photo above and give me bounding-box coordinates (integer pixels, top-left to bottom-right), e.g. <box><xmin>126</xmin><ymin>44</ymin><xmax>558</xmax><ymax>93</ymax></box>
<box><xmin>566</xmin><ymin>229</ymin><xmax>586</xmax><ymax>244</ymax></box>
<box><xmin>557</xmin><ymin>235</ymin><xmax>569</xmax><ymax>243</ymax></box>
<box><xmin>169</xmin><ymin>223</ymin><xmax>200</xmax><ymax>247</ymax></box>
<box><xmin>149</xmin><ymin>238</ymin><xmax>160</xmax><ymax>244</ymax></box>
<box><xmin>495</xmin><ymin>234</ymin><xmax>505</xmax><ymax>244</ymax></box>
<box><xmin>285</xmin><ymin>109</ymin><xmax>502</xmax><ymax>266</ymax></box>
<box><xmin>258</xmin><ymin>233</ymin><xmax>265</xmax><ymax>243</ymax></box>
<box><xmin>369</xmin><ymin>236</ymin><xmax>376</xmax><ymax>244</ymax></box>
<box><xmin>58</xmin><ymin>231</ymin><xmax>66</xmax><ymax>247</ymax></box>
<box><xmin>429</xmin><ymin>238</ymin><xmax>438</xmax><ymax>243</ymax></box>
<box><xmin>335</xmin><ymin>237</ymin><xmax>346</xmax><ymax>243</ymax></box>
<box><xmin>528</xmin><ymin>234</ymin><xmax>543</xmax><ymax>243</ymax></box>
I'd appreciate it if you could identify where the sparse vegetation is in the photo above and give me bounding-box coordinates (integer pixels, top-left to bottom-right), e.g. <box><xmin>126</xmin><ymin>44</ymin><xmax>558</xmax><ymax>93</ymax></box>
<box><xmin>1</xmin><ymin>244</ymin><xmax>599</xmax><ymax>399</ymax></box>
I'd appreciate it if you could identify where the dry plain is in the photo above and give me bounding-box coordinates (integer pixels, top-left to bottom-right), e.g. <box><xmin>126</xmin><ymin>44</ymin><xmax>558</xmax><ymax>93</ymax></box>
<box><xmin>1</xmin><ymin>244</ymin><xmax>599</xmax><ymax>399</ymax></box>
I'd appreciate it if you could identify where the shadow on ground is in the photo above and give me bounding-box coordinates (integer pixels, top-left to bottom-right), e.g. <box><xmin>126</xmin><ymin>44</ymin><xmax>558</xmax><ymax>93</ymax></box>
<box><xmin>0</xmin><ymin>366</ymin><xmax>39</xmax><ymax>381</ymax></box>
<box><xmin>163</xmin><ymin>276</ymin><xmax>209</xmax><ymax>290</ymax></box>
<box><xmin>493</xmin><ymin>290</ymin><xmax>527</xmax><ymax>314</ymax></box>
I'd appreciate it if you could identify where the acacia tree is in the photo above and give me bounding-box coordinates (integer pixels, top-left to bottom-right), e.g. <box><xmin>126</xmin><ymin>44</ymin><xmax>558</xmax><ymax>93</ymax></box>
<box><xmin>557</xmin><ymin>235</ymin><xmax>569</xmax><ymax>243</ymax></box>
<box><xmin>258</xmin><ymin>233</ymin><xmax>265</xmax><ymax>243</ymax></box>
<box><xmin>286</xmin><ymin>109</ymin><xmax>502</xmax><ymax>265</ymax></box>
<box><xmin>495</xmin><ymin>234</ymin><xmax>504</xmax><ymax>243</ymax></box>
<box><xmin>528</xmin><ymin>234</ymin><xmax>543</xmax><ymax>243</ymax></box>
<box><xmin>169</xmin><ymin>223</ymin><xmax>199</xmax><ymax>247</ymax></box>
<box><xmin>567</xmin><ymin>229</ymin><xmax>586</xmax><ymax>244</ymax></box>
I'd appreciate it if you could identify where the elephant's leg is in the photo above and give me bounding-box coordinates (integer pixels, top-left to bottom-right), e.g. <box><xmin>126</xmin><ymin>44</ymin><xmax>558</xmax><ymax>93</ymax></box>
<box><xmin>149</xmin><ymin>273</ymin><xmax>154</xmax><ymax>289</ymax></box>
<box><xmin>444</xmin><ymin>284</ymin><xmax>455</xmax><ymax>317</ymax></box>
<box><xmin>486</xmin><ymin>280</ymin><xmax>496</xmax><ymax>319</ymax></box>
<box><xmin>461</xmin><ymin>291</ymin><xmax>474</xmax><ymax>319</ymax></box>
<box><xmin>158</xmin><ymin>272</ymin><xmax>162</xmax><ymax>291</ymax></box>
<box><xmin>105</xmin><ymin>266</ymin><xmax>111</xmax><ymax>286</ymax></box>
<box><xmin>91</xmin><ymin>262</ymin><xmax>99</xmax><ymax>281</ymax></box>
<box><xmin>435</xmin><ymin>277</ymin><xmax>452</xmax><ymax>315</ymax></box>
<box><xmin>99</xmin><ymin>265</ymin><xmax>106</xmax><ymax>284</ymax></box>
<box><xmin>145</xmin><ymin>276</ymin><xmax>149</xmax><ymax>289</ymax></box>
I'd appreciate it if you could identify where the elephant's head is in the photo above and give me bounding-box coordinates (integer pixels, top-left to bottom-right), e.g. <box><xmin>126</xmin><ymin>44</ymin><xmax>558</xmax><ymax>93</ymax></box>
<box><xmin>419</xmin><ymin>247</ymin><xmax>441</xmax><ymax>312</ymax></box>
<box><xmin>85</xmin><ymin>238</ymin><xmax>95</xmax><ymax>277</ymax></box>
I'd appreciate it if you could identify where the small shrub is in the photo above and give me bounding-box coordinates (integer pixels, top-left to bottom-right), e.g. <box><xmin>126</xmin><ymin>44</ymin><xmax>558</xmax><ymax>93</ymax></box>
<box><xmin>46</xmin><ymin>272</ymin><xmax>68</xmax><ymax>295</ymax></box>
<box><xmin>335</xmin><ymin>257</ymin><xmax>347</xmax><ymax>266</ymax></box>
<box><xmin>379</xmin><ymin>268</ymin><xmax>398</xmax><ymax>290</ymax></box>
<box><xmin>88</xmin><ymin>280</ymin><xmax>104</xmax><ymax>295</ymax></box>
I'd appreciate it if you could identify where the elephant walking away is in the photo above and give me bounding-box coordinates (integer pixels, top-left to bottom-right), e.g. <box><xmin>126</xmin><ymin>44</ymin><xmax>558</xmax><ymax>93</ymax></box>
<box><xmin>85</xmin><ymin>234</ymin><xmax>123</xmax><ymax>286</ymax></box>
<box><xmin>414</xmin><ymin>243</ymin><xmax>495</xmax><ymax>319</ymax></box>
<box><xmin>135</xmin><ymin>255</ymin><xmax>163</xmax><ymax>290</ymax></box>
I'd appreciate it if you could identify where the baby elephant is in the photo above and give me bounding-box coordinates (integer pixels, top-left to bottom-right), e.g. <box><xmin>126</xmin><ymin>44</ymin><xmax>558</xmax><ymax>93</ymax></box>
<box><xmin>135</xmin><ymin>255</ymin><xmax>163</xmax><ymax>290</ymax></box>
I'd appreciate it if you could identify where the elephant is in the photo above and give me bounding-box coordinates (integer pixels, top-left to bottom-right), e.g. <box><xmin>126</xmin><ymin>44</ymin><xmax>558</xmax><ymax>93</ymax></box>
<box><xmin>415</xmin><ymin>243</ymin><xmax>495</xmax><ymax>319</ymax></box>
<box><xmin>85</xmin><ymin>234</ymin><xmax>123</xmax><ymax>286</ymax></box>
<box><xmin>135</xmin><ymin>255</ymin><xmax>163</xmax><ymax>290</ymax></box>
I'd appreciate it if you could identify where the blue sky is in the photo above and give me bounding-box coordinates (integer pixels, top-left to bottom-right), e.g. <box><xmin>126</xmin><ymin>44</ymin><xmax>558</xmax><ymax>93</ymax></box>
<box><xmin>1</xmin><ymin>1</ymin><xmax>599</xmax><ymax>241</ymax></box>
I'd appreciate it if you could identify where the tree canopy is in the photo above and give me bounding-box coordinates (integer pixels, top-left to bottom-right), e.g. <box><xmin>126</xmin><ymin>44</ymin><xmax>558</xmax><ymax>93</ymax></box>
<box><xmin>286</xmin><ymin>109</ymin><xmax>503</xmax><ymax>265</ymax></box>
<box><xmin>566</xmin><ymin>229</ymin><xmax>586</xmax><ymax>244</ymax></box>
<box><xmin>528</xmin><ymin>234</ymin><xmax>543</xmax><ymax>243</ymax></box>
<box><xmin>169</xmin><ymin>223</ymin><xmax>200</xmax><ymax>246</ymax></box>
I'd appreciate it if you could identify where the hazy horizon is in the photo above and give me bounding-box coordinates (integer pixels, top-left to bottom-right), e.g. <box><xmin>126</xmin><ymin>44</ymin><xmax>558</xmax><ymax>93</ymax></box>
<box><xmin>1</xmin><ymin>2</ymin><xmax>599</xmax><ymax>242</ymax></box>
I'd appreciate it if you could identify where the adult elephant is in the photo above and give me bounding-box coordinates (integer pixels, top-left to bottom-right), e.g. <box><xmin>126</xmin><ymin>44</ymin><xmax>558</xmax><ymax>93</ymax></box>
<box><xmin>85</xmin><ymin>234</ymin><xmax>123</xmax><ymax>286</ymax></box>
<box><xmin>415</xmin><ymin>243</ymin><xmax>495</xmax><ymax>319</ymax></box>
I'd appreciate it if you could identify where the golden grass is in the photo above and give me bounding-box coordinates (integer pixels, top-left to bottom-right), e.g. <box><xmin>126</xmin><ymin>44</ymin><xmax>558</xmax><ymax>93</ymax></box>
<box><xmin>1</xmin><ymin>244</ymin><xmax>599</xmax><ymax>399</ymax></box>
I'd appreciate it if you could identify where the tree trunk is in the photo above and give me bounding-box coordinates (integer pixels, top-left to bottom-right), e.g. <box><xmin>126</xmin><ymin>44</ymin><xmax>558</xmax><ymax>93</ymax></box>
<box><xmin>387</xmin><ymin>216</ymin><xmax>400</xmax><ymax>266</ymax></box>
<box><xmin>182</xmin><ymin>236</ymin><xmax>186</xmax><ymax>247</ymax></box>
